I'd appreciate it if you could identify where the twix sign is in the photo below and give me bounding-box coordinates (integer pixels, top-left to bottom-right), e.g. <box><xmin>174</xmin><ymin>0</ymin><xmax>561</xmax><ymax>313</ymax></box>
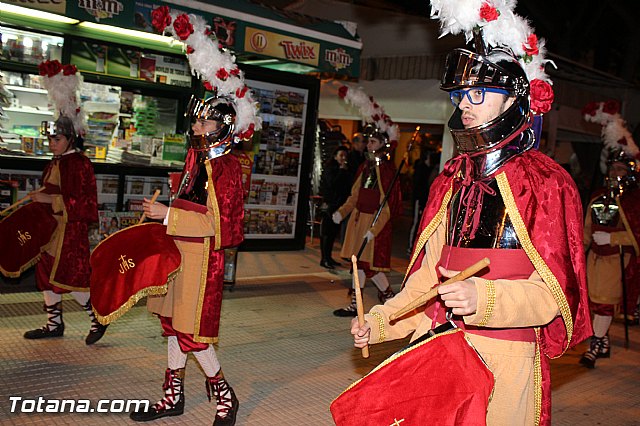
<box><xmin>245</xmin><ymin>27</ymin><xmax>319</xmax><ymax>67</ymax></box>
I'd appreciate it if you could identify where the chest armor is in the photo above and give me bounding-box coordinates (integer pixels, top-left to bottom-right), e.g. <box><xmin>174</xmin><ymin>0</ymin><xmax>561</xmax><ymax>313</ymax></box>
<box><xmin>590</xmin><ymin>194</ymin><xmax>619</xmax><ymax>227</ymax></box>
<box><xmin>178</xmin><ymin>162</ymin><xmax>209</xmax><ymax>206</ymax></box>
<box><xmin>447</xmin><ymin>179</ymin><xmax>521</xmax><ymax>249</ymax></box>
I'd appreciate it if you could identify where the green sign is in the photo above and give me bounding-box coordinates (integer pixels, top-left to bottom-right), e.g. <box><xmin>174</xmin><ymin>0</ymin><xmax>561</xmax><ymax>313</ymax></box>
<box><xmin>162</xmin><ymin>134</ymin><xmax>186</xmax><ymax>162</ymax></box>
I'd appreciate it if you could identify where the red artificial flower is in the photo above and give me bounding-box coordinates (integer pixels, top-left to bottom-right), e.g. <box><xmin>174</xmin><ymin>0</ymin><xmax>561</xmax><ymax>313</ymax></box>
<box><xmin>523</xmin><ymin>34</ymin><xmax>539</xmax><ymax>56</ymax></box>
<box><xmin>338</xmin><ymin>85</ymin><xmax>348</xmax><ymax>99</ymax></box>
<box><xmin>603</xmin><ymin>99</ymin><xmax>620</xmax><ymax>115</ymax></box>
<box><xmin>479</xmin><ymin>2</ymin><xmax>500</xmax><ymax>22</ymax></box>
<box><xmin>581</xmin><ymin>101</ymin><xmax>599</xmax><ymax>117</ymax></box>
<box><xmin>151</xmin><ymin>6</ymin><xmax>172</xmax><ymax>34</ymax></box>
<box><xmin>529</xmin><ymin>79</ymin><xmax>554</xmax><ymax>115</ymax></box>
<box><xmin>230</xmin><ymin>68</ymin><xmax>240</xmax><ymax>76</ymax></box>
<box><xmin>186</xmin><ymin>46</ymin><xmax>195</xmax><ymax>54</ymax></box>
<box><xmin>617</xmin><ymin>137</ymin><xmax>627</xmax><ymax>146</ymax></box>
<box><xmin>62</xmin><ymin>64</ymin><xmax>77</xmax><ymax>76</ymax></box>
<box><xmin>372</xmin><ymin>114</ymin><xmax>380</xmax><ymax>122</ymax></box>
<box><xmin>45</xmin><ymin>60</ymin><xmax>63</xmax><ymax>78</ymax></box>
<box><xmin>216</xmin><ymin>68</ymin><xmax>229</xmax><ymax>80</ymax></box>
<box><xmin>203</xmin><ymin>81</ymin><xmax>214</xmax><ymax>91</ymax></box>
<box><xmin>236</xmin><ymin>86</ymin><xmax>248</xmax><ymax>98</ymax></box>
<box><xmin>173</xmin><ymin>14</ymin><xmax>194</xmax><ymax>41</ymax></box>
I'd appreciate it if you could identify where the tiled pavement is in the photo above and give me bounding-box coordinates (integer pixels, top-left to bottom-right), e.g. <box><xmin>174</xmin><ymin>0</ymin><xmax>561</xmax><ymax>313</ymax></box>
<box><xmin>1</xmin><ymin>242</ymin><xmax>639</xmax><ymax>425</ymax></box>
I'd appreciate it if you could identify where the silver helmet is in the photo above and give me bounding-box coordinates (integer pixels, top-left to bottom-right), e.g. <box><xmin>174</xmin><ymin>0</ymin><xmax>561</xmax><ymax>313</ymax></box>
<box><xmin>40</xmin><ymin>115</ymin><xmax>77</xmax><ymax>146</ymax></box>
<box><xmin>441</xmin><ymin>47</ymin><xmax>532</xmax><ymax>154</ymax></box>
<box><xmin>186</xmin><ymin>95</ymin><xmax>236</xmax><ymax>160</ymax></box>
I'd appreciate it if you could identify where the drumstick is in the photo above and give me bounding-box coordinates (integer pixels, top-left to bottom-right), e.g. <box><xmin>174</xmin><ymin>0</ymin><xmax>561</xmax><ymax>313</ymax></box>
<box><xmin>0</xmin><ymin>188</ymin><xmax>44</xmax><ymax>216</ymax></box>
<box><xmin>138</xmin><ymin>189</ymin><xmax>161</xmax><ymax>225</ymax></box>
<box><xmin>389</xmin><ymin>257</ymin><xmax>490</xmax><ymax>321</ymax></box>
<box><xmin>351</xmin><ymin>255</ymin><xmax>369</xmax><ymax>358</ymax></box>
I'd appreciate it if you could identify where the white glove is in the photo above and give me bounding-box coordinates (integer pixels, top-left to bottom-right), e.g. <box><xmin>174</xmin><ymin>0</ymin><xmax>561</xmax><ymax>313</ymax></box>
<box><xmin>365</xmin><ymin>230</ymin><xmax>374</xmax><ymax>242</ymax></box>
<box><xmin>332</xmin><ymin>211</ymin><xmax>342</xmax><ymax>224</ymax></box>
<box><xmin>592</xmin><ymin>231</ymin><xmax>611</xmax><ymax>246</ymax></box>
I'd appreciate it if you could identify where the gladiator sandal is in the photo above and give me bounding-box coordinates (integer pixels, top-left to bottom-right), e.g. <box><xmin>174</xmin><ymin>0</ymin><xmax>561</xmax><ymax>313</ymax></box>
<box><xmin>377</xmin><ymin>287</ymin><xmax>396</xmax><ymax>304</ymax></box>
<box><xmin>579</xmin><ymin>335</ymin><xmax>609</xmax><ymax>369</ymax></box>
<box><xmin>333</xmin><ymin>289</ymin><xmax>357</xmax><ymax>317</ymax></box>
<box><xmin>82</xmin><ymin>299</ymin><xmax>109</xmax><ymax>345</ymax></box>
<box><xmin>130</xmin><ymin>368</ymin><xmax>185</xmax><ymax>421</ymax></box>
<box><xmin>24</xmin><ymin>301</ymin><xmax>64</xmax><ymax>339</ymax></box>
<box><xmin>206</xmin><ymin>371</ymin><xmax>239</xmax><ymax>426</ymax></box>
<box><xmin>630</xmin><ymin>305</ymin><xmax>640</xmax><ymax>326</ymax></box>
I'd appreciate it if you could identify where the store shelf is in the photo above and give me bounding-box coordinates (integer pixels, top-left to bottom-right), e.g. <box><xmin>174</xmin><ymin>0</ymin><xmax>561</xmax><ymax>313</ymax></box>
<box><xmin>6</xmin><ymin>85</ymin><xmax>48</xmax><ymax>94</ymax></box>
<box><xmin>4</xmin><ymin>107</ymin><xmax>54</xmax><ymax>115</ymax></box>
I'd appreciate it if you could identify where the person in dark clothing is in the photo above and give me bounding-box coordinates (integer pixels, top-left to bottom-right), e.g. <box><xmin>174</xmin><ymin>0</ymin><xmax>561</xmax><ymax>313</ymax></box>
<box><xmin>319</xmin><ymin>145</ymin><xmax>351</xmax><ymax>269</ymax></box>
<box><xmin>347</xmin><ymin>132</ymin><xmax>366</xmax><ymax>182</ymax></box>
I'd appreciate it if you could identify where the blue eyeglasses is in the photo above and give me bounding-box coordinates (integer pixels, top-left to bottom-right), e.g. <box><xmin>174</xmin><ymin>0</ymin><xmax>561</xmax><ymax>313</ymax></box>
<box><xmin>449</xmin><ymin>87</ymin><xmax>510</xmax><ymax>107</ymax></box>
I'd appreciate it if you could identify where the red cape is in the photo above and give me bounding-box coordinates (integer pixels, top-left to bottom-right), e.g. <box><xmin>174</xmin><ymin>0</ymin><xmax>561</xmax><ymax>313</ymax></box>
<box><xmin>405</xmin><ymin>149</ymin><xmax>591</xmax><ymax>425</ymax></box>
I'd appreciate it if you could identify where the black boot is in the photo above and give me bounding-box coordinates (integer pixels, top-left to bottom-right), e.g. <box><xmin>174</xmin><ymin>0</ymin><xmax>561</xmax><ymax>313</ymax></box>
<box><xmin>130</xmin><ymin>368</ymin><xmax>185</xmax><ymax>421</ymax></box>
<box><xmin>24</xmin><ymin>301</ymin><xmax>64</xmax><ymax>339</ymax></box>
<box><xmin>82</xmin><ymin>298</ymin><xmax>109</xmax><ymax>345</ymax></box>
<box><xmin>207</xmin><ymin>371</ymin><xmax>239</xmax><ymax>426</ymax></box>
<box><xmin>320</xmin><ymin>236</ymin><xmax>335</xmax><ymax>269</ymax></box>
<box><xmin>333</xmin><ymin>289</ymin><xmax>358</xmax><ymax>317</ymax></box>
<box><xmin>579</xmin><ymin>335</ymin><xmax>610</xmax><ymax>369</ymax></box>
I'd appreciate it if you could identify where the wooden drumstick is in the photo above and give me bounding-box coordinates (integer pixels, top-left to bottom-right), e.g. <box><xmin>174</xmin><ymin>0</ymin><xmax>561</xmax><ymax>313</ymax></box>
<box><xmin>0</xmin><ymin>188</ymin><xmax>44</xmax><ymax>216</ymax></box>
<box><xmin>389</xmin><ymin>257</ymin><xmax>491</xmax><ymax>321</ymax></box>
<box><xmin>138</xmin><ymin>189</ymin><xmax>161</xmax><ymax>225</ymax></box>
<box><xmin>351</xmin><ymin>255</ymin><xmax>369</xmax><ymax>358</ymax></box>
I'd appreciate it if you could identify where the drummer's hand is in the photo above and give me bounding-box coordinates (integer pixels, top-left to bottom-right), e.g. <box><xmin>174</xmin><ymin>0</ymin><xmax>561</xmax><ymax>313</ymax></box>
<box><xmin>350</xmin><ymin>318</ymin><xmax>371</xmax><ymax>348</ymax></box>
<box><xmin>143</xmin><ymin>198</ymin><xmax>168</xmax><ymax>219</ymax></box>
<box><xmin>437</xmin><ymin>266</ymin><xmax>478</xmax><ymax>316</ymax></box>
<box><xmin>29</xmin><ymin>191</ymin><xmax>53</xmax><ymax>204</ymax></box>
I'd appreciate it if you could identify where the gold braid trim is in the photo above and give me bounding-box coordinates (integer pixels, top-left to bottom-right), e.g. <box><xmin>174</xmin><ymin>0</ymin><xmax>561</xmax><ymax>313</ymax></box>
<box><xmin>403</xmin><ymin>184</ymin><xmax>453</xmax><ymax>286</ymax></box>
<box><xmin>0</xmin><ymin>255</ymin><xmax>42</xmax><ymax>278</ymax></box>
<box><xmin>194</xmin><ymin>237</ymin><xmax>216</xmax><ymax>344</ymax></box>
<box><xmin>205</xmin><ymin>161</ymin><xmax>222</xmax><ymax>251</ymax></box>
<box><xmin>369</xmin><ymin>311</ymin><xmax>385</xmax><ymax>343</ymax></box>
<box><xmin>49</xmin><ymin>194</ymin><xmax>69</xmax><ymax>290</ymax></box>
<box><xmin>478</xmin><ymin>279</ymin><xmax>495</xmax><ymax>327</ymax></box>
<box><xmin>93</xmin><ymin>268</ymin><xmax>180</xmax><ymax>325</ymax></box>
<box><xmin>617</xmin><ymin>199</ymin><xmax>640</xmax><ymax>256</ymax></box>
<box><xmin>496</xmin><ymin>173</ymin><xmax>574</xmax><ymax>354</ymax></box>
<box><xmin>534</xmin><ymin>337</ymin><xmax>542</xmax><ymax>426</ymax></box>
<box><xmin>332</xmin><ymin>328</ymin><xmax>462</xmax><ymax>403</ymax></box>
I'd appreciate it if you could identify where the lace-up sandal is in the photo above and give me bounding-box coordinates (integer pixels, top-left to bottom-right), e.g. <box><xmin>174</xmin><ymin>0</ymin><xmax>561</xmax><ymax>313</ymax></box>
<box><xmin>579</xmin><ymin>335</ymin><xmax>609</xmax><ymax>369</ymax></box>
<box><xmin>82</xmin><ymin>299</ymin><xmax>108</xmax><ymax>345</ymax></box>
<box><xmin>24</xmin><ymin>301</ymin><xmax>64</xmax><ymax>339</ymax></box>
<box><xmin>130</xmin><ymin>368</ymin><xmax>185</xmax><ymax>421</ymax></box>
<box><xmin>206</xmin><ymin>371</ymin><xmax>239</xmax><ymax>426</ymax></box>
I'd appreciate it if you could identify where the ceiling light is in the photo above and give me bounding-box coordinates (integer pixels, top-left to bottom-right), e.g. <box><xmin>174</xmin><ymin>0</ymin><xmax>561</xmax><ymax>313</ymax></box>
<box><xmin>77</xmin><ymin>22</ymin><xmax>183</xmax><ymax>46</ymax></box>
<box><xmin>0</xmin><ymin>3</ymin><xmax>80</xmax><ymax>24</ymax></box>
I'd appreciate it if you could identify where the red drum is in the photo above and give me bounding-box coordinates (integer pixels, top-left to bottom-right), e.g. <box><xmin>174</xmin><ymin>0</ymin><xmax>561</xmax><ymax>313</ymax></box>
<box><xmin>330</xmin><ymin>328</ymin><xmax>494</xmax><ymax>426</ymax></box>
<box><xmin>90</xmin><ymin>222</ymin><xmax>181</xmax><ymax>325</ymax></box>
<box><xmin>0</xmin><ymin>202</ymin><xmax>57</xmax><ymax>277</ymax></box>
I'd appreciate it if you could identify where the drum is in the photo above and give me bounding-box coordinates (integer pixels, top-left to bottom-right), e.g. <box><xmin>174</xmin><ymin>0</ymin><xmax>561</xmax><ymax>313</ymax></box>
<box><xmin>330</xmin><ymin>327</ymin><xmax>494</xmax><ymax>426</ymax></box>
<box><xmin>90</xmin><ymin>222</ymin><xmax>182</xmax><ymax>325</ymax></box>
<box><xmin>0</xmin><ymin>202</ymin><xmax>57</xmax><ymax>277</ymax></box>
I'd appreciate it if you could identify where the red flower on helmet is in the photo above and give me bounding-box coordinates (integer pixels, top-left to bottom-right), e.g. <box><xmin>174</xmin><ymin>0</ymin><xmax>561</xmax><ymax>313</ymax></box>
<box><xmin>581</xmin><ymin>101</ymin><xmax>599</xmax><ymax>117</ymax></box>
<box><xmin>479</xmin><ymin>2</ymin><xmax>500</xmax><ymax>22</ymax></box>
<box><xmin>230</xmin><ymin>68</ymin><xmax>240</xmax><ymax>77</ymax></box>
<box><xmin>236</xmin><ymin>86</ymin><xmax>248</xmax><ymax>98</ymax></box>
<box><xmin>523</xmin><ymin>34</ymin><xmax>539</xmax><ymax>56</ymax></box>
<box><xmin>151</xmin><ymin>6</ymin><xmax>172</xmax><ymax>34</ymax></box>
<box><xmin>529</xmin><ymin>79</ymin><xmax>554</xmax><ymax>115</ymax></box>
<box><xmin>39</xmin><ymin>60</ymin><xmax>63</xmax><ymax>77</ymax></box>
<box><xmin>216</xmin><ymin>68</ymin><xmax>229</xmax><ymax>80</ymax></box>
<box><xmin>62</xmin><ymin>64</ymin><xmax>77</xmax><ymax>76</ymax></box>
<box><xmin>617</xmin><ymin>137</ymin><xmax>628</xmax><ymax>146</ymax></box>
<box><xmin>173</xmin><ymin>14</ymin><xmax>194</xmax><ymax>40</ymax></box>
<box><xmin>203</xmin><ymin>81</ymin><xmax>214</xmax><ymax>91</ymax></box>
<box><xmin>186</xmin><ymin>46</ymin><xmax>195</xmax><ymax>54</ymax></box>
<box><xmin>603</xmin><ymin>100</ymin><xmax>620</xmax><ymax>115</ymax></box>
<box><xmin>338</xmin><ymin>85</ymin><xmax>348</xmax><ymax>99</ymax></box>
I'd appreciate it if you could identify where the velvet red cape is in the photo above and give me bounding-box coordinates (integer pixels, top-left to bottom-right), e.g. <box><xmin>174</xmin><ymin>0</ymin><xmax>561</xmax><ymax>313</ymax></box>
<box><xmin>406</xmin><ymin>149</ymin><xmax>592</xmax><ymax>425</ymax></box>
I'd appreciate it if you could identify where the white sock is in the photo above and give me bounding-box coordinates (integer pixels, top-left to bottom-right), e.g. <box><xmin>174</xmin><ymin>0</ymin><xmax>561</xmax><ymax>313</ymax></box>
<box><xmin>593</xmin><ymin>314</ymin><xmax>612</xmax><ymax>338</ymax></box>
<box><xmin>193</xmin><ymin>345</ymin><xmax>221</xmax><ymax>377</ymax></box>
<box><xmin>70</xmin><ymin>291</ymin><xmax>90</xmax><ymax>306</ymax></box>
<box><xmin>371</xmin><ymin>272</ymin><xmax>390</xmax><ymax>292</ymax></box>
<box><xmin>168</xmin><ymin>336</ymin><xmax>188</xmax><ymax>370</ymax></box>
<box><xmin>43</xmin><ymin>290</ymin><xmax>62</xmax><ymax>306</ymax></box>
<box><xmin>352</xmin><ymin>270</ymin><xmax>365</xmax><ymax>289</ymax></box>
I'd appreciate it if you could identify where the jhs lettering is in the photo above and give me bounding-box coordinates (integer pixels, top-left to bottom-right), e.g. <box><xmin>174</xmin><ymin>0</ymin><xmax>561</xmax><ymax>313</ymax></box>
<box><xmin>17</xmin><ymin>230</ymin><xmax>31</xmax><ymax>246</ymax></box>
<box><xmin>118</xmin><ymin>254</ymin><xmax>136</xmax><ymax>274</ymax></box>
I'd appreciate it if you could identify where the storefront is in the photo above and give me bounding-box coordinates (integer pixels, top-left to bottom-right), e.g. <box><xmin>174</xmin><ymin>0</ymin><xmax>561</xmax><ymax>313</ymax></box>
<box><xmin>0</xmin><ymin>0</ymin><xmax>362</xmax><ymax>251</ymax></box>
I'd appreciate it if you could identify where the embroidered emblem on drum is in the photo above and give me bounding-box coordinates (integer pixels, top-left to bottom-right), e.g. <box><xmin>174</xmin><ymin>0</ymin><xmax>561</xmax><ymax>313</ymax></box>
<box><xmin>17</xmin><ymin>230</ymin><xmax>32</xmax><ymax>246</ymax></box>
<box><xmin>389</xmin><ymin>418</ymin><xmax>405</xmax><ymax>426</ymax></box>
<box><xmin>118</xmin><ymin>254</ymin><xmax>136</xmax><ymax>274</ymax></box>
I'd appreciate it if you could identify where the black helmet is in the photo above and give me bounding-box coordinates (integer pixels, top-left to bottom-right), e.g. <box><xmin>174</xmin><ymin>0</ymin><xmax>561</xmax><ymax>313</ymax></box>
<box><xmin>441</xmin><ymin>47</ymin><xmax>532</xmax><ymax>154</ymax></box>
<box><xmin>186</xmin><ymin>95</ymin><xmax>236</xmax><ymax>160</ymax></box>
<box><xmin>41</xmin><ymin>116</ymin><xmax>77</xmax><ymax>143</ymax></box>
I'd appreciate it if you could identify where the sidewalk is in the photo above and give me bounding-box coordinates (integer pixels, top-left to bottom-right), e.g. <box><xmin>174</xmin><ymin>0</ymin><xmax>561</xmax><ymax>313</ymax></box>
<box><xmin>1</xmin><ymin>238</ymin><xmax>639</xmax><ymax>425</ymax></box>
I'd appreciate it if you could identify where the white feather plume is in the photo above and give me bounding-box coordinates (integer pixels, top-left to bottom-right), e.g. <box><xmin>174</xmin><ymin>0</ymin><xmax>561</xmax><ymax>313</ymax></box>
<box><xmin>40</xmin><ymin>66</ymin><xmax>86</xmax><ymax>137</ymax></box>
<box><xmin>339</xmin><ymin>85</ymin><xmax>399</xmax><ymax>143</ymax></box>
